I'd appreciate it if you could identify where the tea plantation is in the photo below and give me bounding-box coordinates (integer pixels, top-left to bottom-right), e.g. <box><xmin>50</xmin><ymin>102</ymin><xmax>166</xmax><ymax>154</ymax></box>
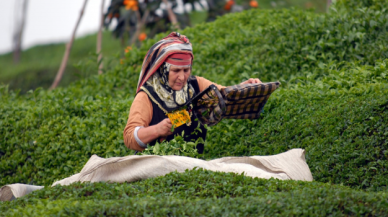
<box><xmin>1</xmin><ymin>0</ymin><xmax>388</xmax><ymax>215</ymax></box>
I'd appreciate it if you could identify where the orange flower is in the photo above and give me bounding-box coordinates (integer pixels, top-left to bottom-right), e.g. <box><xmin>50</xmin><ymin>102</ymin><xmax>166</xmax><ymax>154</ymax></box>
<box><xmin>120</xmin><ymin>59</ymin><xmax>124</xmax><ymax>64</ymax></box>
<box><xmin>107</xmin><ymin>13</ymin><xmax>113</xmax><ymax>18</ymax></box>
<box><xmin>224</xmin><ymin>0</ymin><xmax>234</xmax><ymax>11</ymax></box>
<box><xmin>138</xmin><ymin>33</ymin><xmax>147</xmax><ymax>41</ymax></box>
<box><xmin>249</xmin><ymin>0</ymin><xmax>258</xmax><ymax>8</ymax></box>
<box><xmin>123</xmin><ymin>0</ymin><xmax>138</xmax><ymax>11</ymax></box>
<box><xmin>125</xmin><ymin>46</ymin><xmax>132</xmax><ymax>53</ymax></box>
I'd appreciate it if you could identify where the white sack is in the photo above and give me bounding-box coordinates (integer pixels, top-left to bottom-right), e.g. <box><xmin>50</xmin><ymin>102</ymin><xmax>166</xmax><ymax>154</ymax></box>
<box><xmin>1</xmin><ymin>148</ymin><xmax>313</xmax><ymax>201</ymax></box>
<box><xmin>0</xmin><ymin>184</ymin><xmax>44</xmax><ymax>201</ymax></box>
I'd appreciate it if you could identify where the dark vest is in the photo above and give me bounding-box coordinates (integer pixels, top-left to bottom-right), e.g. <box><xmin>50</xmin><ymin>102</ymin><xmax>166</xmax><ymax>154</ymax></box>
<box><xmin>140</xmin><ymin>76</ymin><xmax>207</xmax><ymax>154</ymax></box>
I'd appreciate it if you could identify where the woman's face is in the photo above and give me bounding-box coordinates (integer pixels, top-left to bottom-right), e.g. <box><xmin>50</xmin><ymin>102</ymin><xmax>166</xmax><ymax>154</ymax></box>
<box><xmin>168</xmin><ymin>65</ymin><xmax>191</xmax><ymax>91</ymax></box>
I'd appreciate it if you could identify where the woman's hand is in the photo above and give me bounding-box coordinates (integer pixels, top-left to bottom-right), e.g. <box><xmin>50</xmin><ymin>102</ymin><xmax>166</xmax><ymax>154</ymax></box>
<box><xmin>136</xmin><ymin>118</ymin><xmax>173</xmax><ymax>146</ymax></box>
<box><xmin>240</xmin><ymin>78</ymin><xmax>262</xmax><ymax>85</ymax></box>
<box><xmin>156</xmin><ymin>118</ymin><xmax>174</xmax><ymax>137</ymax></box>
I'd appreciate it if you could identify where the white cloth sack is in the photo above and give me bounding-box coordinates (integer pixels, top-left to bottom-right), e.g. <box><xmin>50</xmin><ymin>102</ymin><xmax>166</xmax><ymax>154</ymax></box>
<box><xmin>0</xmin><ymin>184</ymin><xmax>44</xmax><ymax>201</ymax></box>
<box><xmin>0</xmin><ymin>148</ymin><xmax>313</xmax><ymax>201</ymax></box>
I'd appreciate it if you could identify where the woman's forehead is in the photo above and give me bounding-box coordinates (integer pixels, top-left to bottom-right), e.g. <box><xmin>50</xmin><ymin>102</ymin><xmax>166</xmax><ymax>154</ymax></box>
<box><xmin>169</xmin><ymin>65</ymin><xmax>191</xmax><ymax>69</ymax></box>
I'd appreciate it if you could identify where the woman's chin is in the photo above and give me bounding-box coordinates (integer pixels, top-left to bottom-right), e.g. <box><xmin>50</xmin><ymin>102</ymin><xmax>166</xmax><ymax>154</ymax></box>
<box><xmin>171</xmin><ymin>84</ymin><xmax>184</xmax><ymax>91</ymax></box>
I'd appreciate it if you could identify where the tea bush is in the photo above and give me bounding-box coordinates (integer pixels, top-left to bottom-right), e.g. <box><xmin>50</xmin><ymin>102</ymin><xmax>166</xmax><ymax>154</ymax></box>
<box><xmin>205</xmin><ymin>60</ymin><xmax>388</xmax><ymax>191</ymax></box>
<box><xmin>1</xmin><ymin>0</ymin><xmax>388</xmax><ymax>215</ymax></box>
<box><xmin>1</xmin><ymin>169</ymin><xmax>388</xmax><ymax>216</ymax></box>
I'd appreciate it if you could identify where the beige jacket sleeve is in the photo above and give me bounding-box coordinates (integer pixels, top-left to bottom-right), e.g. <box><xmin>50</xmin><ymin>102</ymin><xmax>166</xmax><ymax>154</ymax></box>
<box><xmin>123</xmin><ymin>76</ymin><xmax>224</xmax><ymax>151</ymax></box>
<box><xmin>195</xmin><ymin>76</ymin><xmax>225</xmax><ymax>92</ymax></box>
<box><xmin>123</xmin><ymin>91</ymin><xmax>153</xmax><ymax>151</ymax></box>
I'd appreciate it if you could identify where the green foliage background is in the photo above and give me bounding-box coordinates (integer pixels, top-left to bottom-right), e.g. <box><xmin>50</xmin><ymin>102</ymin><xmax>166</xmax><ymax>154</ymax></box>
<box><xmin>0</xmin><ymin>0</ymin><xmax>327</xmax><ymax>94</ymax></box>
<box><xmin>0</xmin><ymin>32</ymin><xmax>122</xmax><ymax>93</ymax></box>
<box><xmin>1</xmin><ymin>0</ymin><xmax>388</xmax><ymax>215</ymax></box>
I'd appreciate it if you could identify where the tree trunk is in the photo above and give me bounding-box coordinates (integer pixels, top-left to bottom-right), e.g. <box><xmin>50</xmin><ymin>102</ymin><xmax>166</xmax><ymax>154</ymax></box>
<box><xmin>121</xmin><ymin>10</ymin><xmax>130</xmax><ymax>53</ymax></box>
<box><xmin>50</xmin><ymin>0</ymin><xmax>88</xmax><ymax>90</ymax></box>
<box><xmin>13</xmin><ymin>0</ymin><xmax>28</xmax><ymax>64</ymax></box>
<box><xmin>97</xmin><ymin>0</ymin><xmax>105</xmax><ymax>75</ymax></box>
<box><xmin>327</xmin><ymin>0</ymin><xmax>332</xmax><ymax>12</ymax></box>
<box><xmin>162</xmin><ymin>0</ymin><xmax>180</xmax><ymax>29</ymax></box>
<box><xmin>130</xmin><ymin>10</ymin><xmax>150</xmax><ymax>45</ymax></box>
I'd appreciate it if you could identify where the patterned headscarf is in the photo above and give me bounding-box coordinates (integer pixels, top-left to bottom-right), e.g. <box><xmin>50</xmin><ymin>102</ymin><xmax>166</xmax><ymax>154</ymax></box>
<box><xmin>136</xmin><ymin>32</ymin><xmax>194</xmax><ymax>93</ymax></box>
<box><xmin>137</xmin><ymin>32</ymin><xmax>195</xmax><ymax>111</ymax></box>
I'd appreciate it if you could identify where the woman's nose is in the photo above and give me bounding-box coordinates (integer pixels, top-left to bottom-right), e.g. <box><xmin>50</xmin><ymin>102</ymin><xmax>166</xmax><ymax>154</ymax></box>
<box><xmin>177</xmin><ymin>71</ymin><xmax>184</xmax><ymax>80</ymax></box>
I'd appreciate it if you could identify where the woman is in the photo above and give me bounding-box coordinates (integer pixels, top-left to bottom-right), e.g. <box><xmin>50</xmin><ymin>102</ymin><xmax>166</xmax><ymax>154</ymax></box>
<box><xmin>123</xmin><ymin>32</ymin><xmax>261</xmax><ymax>153</ymax></box>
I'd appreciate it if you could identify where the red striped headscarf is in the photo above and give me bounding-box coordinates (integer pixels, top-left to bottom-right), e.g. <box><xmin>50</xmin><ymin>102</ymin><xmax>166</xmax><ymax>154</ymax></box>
<box><xmin>136</xmin><ymin>32</ymin><xmax>194</xmax><ymax>93</ymax></box>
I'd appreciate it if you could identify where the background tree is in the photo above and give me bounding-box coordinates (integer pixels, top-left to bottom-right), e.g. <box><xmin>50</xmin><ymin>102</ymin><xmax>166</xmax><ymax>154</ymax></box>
<box><xmin>97</xmin><ymin>0</ymin><xmax>106</xmax><ymax>75</ymax></box>
<box><xmin>327</xmin><ymin>0</ymin><xmax>333</xmax><ymax>12</ymax></box>
<box><xmin>13</xmin><ymin>0</ymin><xmax>29</xmax><ymax>64</ymax></box>
<box><xmin>104</xmin><ymin>0</ymin><xmax>258</xmax><ymax>47</ymax></box>
<box><xmin>50</xmin><ymin>0</ymin><xmax>89</xmax><ymax>90</ymax></box>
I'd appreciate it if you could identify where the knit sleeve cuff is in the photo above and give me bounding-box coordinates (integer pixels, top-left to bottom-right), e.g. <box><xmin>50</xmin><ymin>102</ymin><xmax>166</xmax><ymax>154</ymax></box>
<box><xmin>134</xmin><ymin>126</ymin><xmax>147</xmax><ymax>148</ymax></box>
